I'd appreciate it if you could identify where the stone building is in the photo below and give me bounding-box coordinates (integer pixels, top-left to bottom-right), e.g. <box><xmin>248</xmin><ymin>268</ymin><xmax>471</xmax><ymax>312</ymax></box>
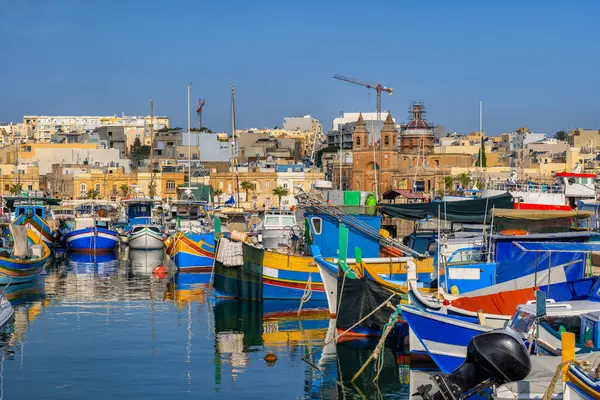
<box><xmin>351</xmin><ymin>106</ymin><xmax>472</xmax><ymax>196</ymax></box>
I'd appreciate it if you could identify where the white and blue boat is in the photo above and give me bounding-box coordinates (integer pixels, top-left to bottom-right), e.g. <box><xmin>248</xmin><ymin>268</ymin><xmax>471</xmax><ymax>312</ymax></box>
<box><xmin>128</xmin><ymin>224</ymin><xmax>164</xmax><ymax>250</ymax></box>
<box><xmin>65</xmin><ymin>217</ymin><xmax>119</xmax><ymax>253</ymax></box>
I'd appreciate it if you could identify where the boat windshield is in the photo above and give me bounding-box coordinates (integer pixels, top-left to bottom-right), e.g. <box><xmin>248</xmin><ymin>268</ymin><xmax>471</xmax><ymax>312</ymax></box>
<box><xmin>96</xmin><ymin>221</ymin><xmax>109</xmax><ymax>229</ymax></box>
<box><xmin>510</xmin><ymin>310</ymin><xmax>536</xmax><ymax>333</ymax></box>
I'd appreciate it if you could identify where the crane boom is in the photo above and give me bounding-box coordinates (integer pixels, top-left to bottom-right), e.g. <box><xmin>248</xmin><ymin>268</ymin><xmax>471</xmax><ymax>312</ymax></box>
<box><xmin>333</xmin><ymin>74</ymin><xmax>393</xmax><ymax>120</ymax></box>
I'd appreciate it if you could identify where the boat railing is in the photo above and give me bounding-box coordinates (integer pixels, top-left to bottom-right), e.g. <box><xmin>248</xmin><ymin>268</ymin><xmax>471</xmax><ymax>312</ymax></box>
<box><xmin>486</xmin><ymin>181</ymin><xmax>563</xmax><ymax>194</ymax></box>
<box><xmin>441</xmin><ymin>250</ymin><xmax>490</xmax><ymax>266</ymax></box>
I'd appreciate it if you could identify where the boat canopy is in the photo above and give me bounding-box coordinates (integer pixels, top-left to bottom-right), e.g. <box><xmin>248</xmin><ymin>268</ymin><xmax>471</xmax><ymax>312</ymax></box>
<box><xmin>494</xmin><ymin>209</ymin><xmax>593</xmax><ymax>220</ymax></box>
<box><xmin>513</xmin><ymin>241</ymin><xmax>600</xmax><ymax>253</ymax></box>
<box><xmin>494</xmin><ymin>209</ymin><xmax>593</xmax><ymax>234</ymax></box>
<box><xmin>380</xmin><ymin>193</ymin><xmax>513</xmax><ymax>223</ymax></box>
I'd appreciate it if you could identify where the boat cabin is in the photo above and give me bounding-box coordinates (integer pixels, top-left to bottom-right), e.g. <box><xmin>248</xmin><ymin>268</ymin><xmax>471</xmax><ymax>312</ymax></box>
<box><xmin>52</xmin><ymin>206</ymin><xmax>75</xmax><ymax>220</ymax></box>
<box><xmin>262</xmin><ymin>209</ymin><xmax>297</xmax><ymax>230</ymax></box>
<box><xmin>124</xmin><ymin>199</ymin><xmax>154</xmax><ymax>225</ymax></box>
<box><xmin>74</xmin><ymin>217</ymin><xmax>112</xmax><ymax>230</ymax></box>
<box><xmin>14</xmin><ymin>205</ymin><xmax>47</xmax><ymax>220</ymax></box>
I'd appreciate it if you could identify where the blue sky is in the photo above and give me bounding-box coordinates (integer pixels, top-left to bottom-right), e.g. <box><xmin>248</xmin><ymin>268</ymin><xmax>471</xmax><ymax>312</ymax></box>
<box><xmin>2</xmin><ymin>0</ymin><xmax>599</xmax><ymax>136</ymax></box>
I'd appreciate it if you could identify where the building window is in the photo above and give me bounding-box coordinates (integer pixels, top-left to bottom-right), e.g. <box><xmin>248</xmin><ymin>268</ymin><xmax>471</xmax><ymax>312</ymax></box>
<box><xmin>95</xmin><ymin>183</ymin><xmax>101</xmax><ymax>192</ymax></box>
<box><xmin>80</xmin><ymin>183</ymin><xmax>87</xmax><ymax>196</ymax></box>
<box><xmin>28</xmin><ymin>185</ymin><xmax>33</xmax><ymax>191</ymax></box>
<box><xmin>356</xmin><ymin>137</ymin><xmax>361</xmax><ymax>146</ymax></box>
<box><xmin>384</xmin><ymin>136</ymin><xmax>389</xmax><ymax>145</ymax></box>
<box><xmin>265</xmin><ymin>181</ymin><xmax>270</xmax><ymax>189</ymax></box>
<box><xmin>166</xmin><ymin>180</ymin><xmax>176</xmax><ymax>192</ymax></box>
<box><xmin>283</xmin><ymin>182</ymin><xmax>288</xmax><ymax>189</ymax></box>
<box><xmin>219</xmin><ymin>182</ymin><xmax>224</xmax><ymax>189</ymax></box>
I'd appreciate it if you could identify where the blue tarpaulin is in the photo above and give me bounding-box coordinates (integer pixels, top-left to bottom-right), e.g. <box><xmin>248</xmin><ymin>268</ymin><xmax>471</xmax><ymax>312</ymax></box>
<box><xmin>494</xmin><ymin>238</ymin><xmax>589</xmax><ymax>284</ymax></box>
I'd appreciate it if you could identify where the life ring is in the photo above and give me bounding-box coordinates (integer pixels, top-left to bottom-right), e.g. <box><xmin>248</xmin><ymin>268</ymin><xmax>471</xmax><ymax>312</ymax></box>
<box><xmin>499</xmin><ymin>229</ymin><xmax>528</xmax><ymax>236</ymax></box>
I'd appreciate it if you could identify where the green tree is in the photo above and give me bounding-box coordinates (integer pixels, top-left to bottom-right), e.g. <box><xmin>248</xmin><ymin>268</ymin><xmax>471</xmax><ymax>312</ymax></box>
<box><xmin>213</xmin><ymin>189</ymin><xmax>223</xmax><ymax>205</ymax></box>
<box><xmin>444</xmin><ymin>176</ymin><xmax>454</xmax><ymax>190</ymax></box>
<box><xmin>272</xmin><ymin>186</ymin><xmax>289</xmax><ymax>209</ymax></box>
<box><xmin>130</xmin><ymin>137</ymin><xmax>151</xmax><ymax>157</ymax></box>
<box><xmin>456</xmin><ymin>172</ymin><xmax>471</xmax><ymax>189</ymax></box>
<box><xmin>476</xmin><ymin>140</ymin><xmax>487</xmax><ymax>168</ymax></box>
<box><xmin>86</xmin><ymin>189</ymin><xmax>100</xmax><ymax>199</ymax></box>
<box><xmin>240</xmin><ymin>181</ymin><xmax>254</xmax><ymax>200</ymax></box>
<box><xmin>120</xmin><ymin>184</ymin><xmax>130</xmax><ymax>197</ymax></box>
<box><xmin>9</xmin><ymin>183</ymin><xmax>22</xmax><ymax>196</ymax></box>
<box><xmin>555</xmin><ymin>131</ymin><xmax>568</xmax><ymax>141</ymax></box>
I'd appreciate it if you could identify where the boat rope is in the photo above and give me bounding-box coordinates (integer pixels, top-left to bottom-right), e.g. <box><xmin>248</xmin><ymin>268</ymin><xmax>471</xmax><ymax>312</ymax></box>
<box><xmin>541</xmin><ymin>359</ymin><xmax>593</xmax><ymax>400</ymax></box>
<box><xmin>300</xmin><ymin>291</ymin><xmax>398</xmax><ymax>391</ymax></box>
<box><xmin>301</xmin><ymin>291</ymin><xmax>397</xmax><ymax>365</ymax></box>
<box><xmin>297</xmin><ymin>273</ymin><xmax>313</xmax><ymax>316</ymax></box>
<box><xmin>351</xmin><ymin>303</ymin><xmax>401</xmax><ymax>383</ymax></box>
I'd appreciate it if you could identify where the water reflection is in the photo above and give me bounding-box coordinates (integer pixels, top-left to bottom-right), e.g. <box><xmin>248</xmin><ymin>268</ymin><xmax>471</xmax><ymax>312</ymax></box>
<box><xmin>0</xmin><ymin>250</ymin><xmax>419</xmax><ymax>399</ymax></box>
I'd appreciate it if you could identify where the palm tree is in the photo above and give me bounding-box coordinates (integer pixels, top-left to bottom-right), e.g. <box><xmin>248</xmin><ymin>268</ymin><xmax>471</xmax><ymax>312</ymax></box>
<box><xmin>213</xmin><ymin>188</ymin><xmax>223</xmax><ymax>206</ymax></box>
<box><xmin>272</xmin><ymin>186</ymin><xmax>289</xmax><ymax>209</ymax></box>
<box><xmin>473</xmin><ymin>177</ymin><xmax>485</xmax><ymax>190</ymax></box>
<box><xmin>240</xmin><ymin>181</ymin><xmax>254</xmax><ymax>201</ymax></box>
<box><xmin>456</xmin><ymin>172</ymin><xmax>471</xmax><ymax>190</ymax></box>
<box><xmin>9</xmin><ymin>183</ymin><xmax>22</xmax><ymax>196</ymax></box>
<box><xmin>86</xmin><ymin>189</ymin><xmax>100</xmax><ymax>199</ymax></box>
<box><xmin>120</xmin><ymin>184</ymin><xmax>130</xmax><ymax>197</ymax></box>
<box><xmin>444</xmin><ymin>176</ymin><xmax>454</xmax><ymax>191</ymax></box>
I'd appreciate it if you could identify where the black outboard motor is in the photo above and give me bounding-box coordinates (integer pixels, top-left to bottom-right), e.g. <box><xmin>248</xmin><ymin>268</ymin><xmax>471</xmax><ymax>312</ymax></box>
<box><xmin>415</xmin><ymin>327</ymin><xmax>531</xmax><ymax>400</ymax></box>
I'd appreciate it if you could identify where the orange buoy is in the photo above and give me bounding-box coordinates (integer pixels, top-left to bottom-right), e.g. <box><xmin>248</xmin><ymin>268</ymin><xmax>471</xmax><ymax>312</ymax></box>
<box><xmin>499</xmin><ymin>229</ymin><xmax>528</xmax><ymax>236</ymax></box>
<box><xmin>153</xmin><ymin>265</ymin><xmax>167</xmax><ymax>279</ymax></box>
<box><xmin>264</xmin><ymin>351</ymin><xmax>278</xmax><ymax>366</ymax></box>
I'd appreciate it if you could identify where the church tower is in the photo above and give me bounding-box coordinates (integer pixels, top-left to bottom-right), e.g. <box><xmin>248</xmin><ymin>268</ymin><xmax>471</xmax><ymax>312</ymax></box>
<box><xmin>352</xmin><ymin>113</ymin><xmax>369</xmax><ymax>150</ymax></box>
<box><xmin>381</xmin><ymin>111</ymin><xmax>397</xmax><ymax>151</ymax></box>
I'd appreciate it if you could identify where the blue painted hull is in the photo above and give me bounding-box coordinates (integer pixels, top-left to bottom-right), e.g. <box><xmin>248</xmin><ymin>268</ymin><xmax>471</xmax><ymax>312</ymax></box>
<box><xmin>263</xmin><ymin>279</ymin><xmax>327</xmax><ymax>301</ymax></box>
<box><xmin>65</xmin><ymin>227</ymin><xmax>119</xmax><ymax>253</ymax></box>
<box><xmin>172</xmin><ymin>233</ymin><xmax>215</xmax><ymax>272</ymax></box>
<box><xmin>401</xmin><ymin>305</ymin><xmax>491</xmax><ymax>373</ymax></box>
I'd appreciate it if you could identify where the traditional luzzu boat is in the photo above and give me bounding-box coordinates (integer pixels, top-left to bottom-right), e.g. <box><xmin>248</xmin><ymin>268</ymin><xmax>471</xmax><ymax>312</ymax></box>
<box><xmin>212</xmin><ymin>205</ymin><xmax>394</xmax><ymax>301</ymax></box>
<box><xmin>172</xmin><ymin>232</ymin><xmax>216</xmax><ymax>276</ymax></box>
<box><xmin>12</xmin><ymin>204</ymin><xmax>55</xmax><ymax>249</ymax></box>
<box><xmin>0</xmin><ymin>224</ymin><xmax>51</xmax><ymax>284</ymax></box>
<box><xmin>65</xmin><ymin>216</ymin><xmax>119</xmax><ymax>253</ymax></box>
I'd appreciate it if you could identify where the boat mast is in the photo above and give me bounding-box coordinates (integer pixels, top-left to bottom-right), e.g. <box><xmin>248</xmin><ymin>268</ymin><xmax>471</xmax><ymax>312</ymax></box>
<box><xmin>149</xmin><ymin>99</ymin><xmax>155</xmax><ymax>201</ymax></box>
<box><xmin>187</xmin><ymin>83</ymin><xmax>192</xmax><ymax>191</ymax></box>
<box><xmin>231</xmin><ymin>86</ymin><xmax>240</xmax><ymax>205</ymax></box>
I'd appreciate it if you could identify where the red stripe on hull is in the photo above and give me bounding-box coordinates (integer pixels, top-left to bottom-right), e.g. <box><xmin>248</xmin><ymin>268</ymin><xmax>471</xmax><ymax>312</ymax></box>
<box><xmin>263</xmin><ymin>277</ymin><xmax>325</xmax><ymax>291</ymax></box>
<box><xmin>514</xmin><ymin>203</ymin><xmax>572</xmax><ymax>211</ymax></box>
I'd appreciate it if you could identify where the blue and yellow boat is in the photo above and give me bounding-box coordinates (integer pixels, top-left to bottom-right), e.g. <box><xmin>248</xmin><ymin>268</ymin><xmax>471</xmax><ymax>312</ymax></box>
<box><xmin>172</xmin><ymin>232</ymin><xmax>215</xmax><ymax>277</ymax></box>
<box><xmin>13</xmin><ymin>204</ymin><xmax>55</xmax><ymax>248</ymax></box>
<box><xmin>0</xmin><ymin>227</ymin><xmax>51</xmax><ymax>284</ymax></box>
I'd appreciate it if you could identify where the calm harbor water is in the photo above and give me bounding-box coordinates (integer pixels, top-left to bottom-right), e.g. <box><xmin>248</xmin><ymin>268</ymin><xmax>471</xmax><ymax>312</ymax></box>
<box><xmin>0</xmin><ymin>249</ymin><xmax>418</xmax><ymax>399</ymax></box>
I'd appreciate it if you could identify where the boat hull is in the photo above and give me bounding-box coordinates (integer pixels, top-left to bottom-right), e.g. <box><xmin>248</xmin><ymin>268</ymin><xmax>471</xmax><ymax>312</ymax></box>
<box><xmin>401</xmin><ymin>305</ymin><xmax>490</xmax><ymax>374</ymax></box>
<box><xmin>0</xmin><ymin>230</ymin><xmax>51</xmax><ymax>284</ymax></box>
<box><xmin>213</xmin><ymin>241</ymin><xmax>326</xmax><ymax>301</ymax></box>
<box><xmin>65</xmin><ymin>227</ymin><xmax>119</xmax><ymax>253</ymax></box>
<box><xmin>128</xmin><ymin>228</ymin><xmax>164</xmax><ymax>250</ymax></box>
<box><xmin>172</xmin><ymin>233</ymin><xmax>215</xmax><ymax>272</ymax></box>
